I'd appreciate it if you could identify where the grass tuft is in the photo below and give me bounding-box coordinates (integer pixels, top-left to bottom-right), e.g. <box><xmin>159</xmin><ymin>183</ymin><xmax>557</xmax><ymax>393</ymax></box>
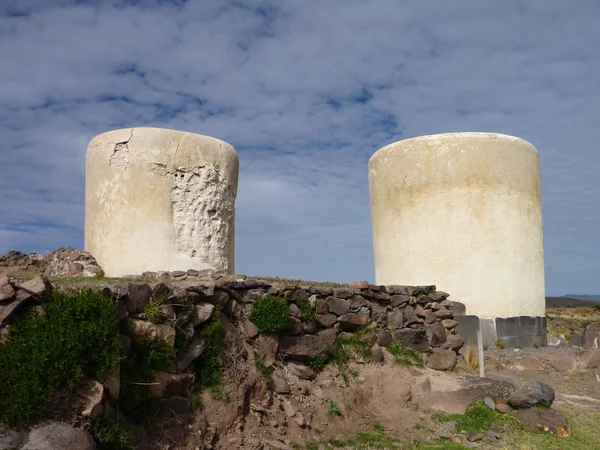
<box><xmin>250</xmin><ymin>295</ymin><xmax>290</xmax><ymax>333</ymax></box>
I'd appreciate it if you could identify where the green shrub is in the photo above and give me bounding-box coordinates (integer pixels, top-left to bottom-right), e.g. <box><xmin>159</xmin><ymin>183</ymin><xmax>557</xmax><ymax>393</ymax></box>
<box><xmin>296</xmin><ymin>297</ymin><xmax>317</xmax><ymax>323</ymax></box>
<box><xmin>0</xmin><ymin>289</ymin><xmax>120</xmax><ymax>427</ymax></box>
<box><xmin>250</xmin><ymin>295</ymin><xmax>290</xmax><ymax>333</ymax></box>
<box><xmin>386</xmin><ymin>341</ymin><xmax>424</xmax><ymax>367</ymax></box>
<box><xmin>192</xmin><ymin>306</ymin><xmax>223</xmax><ymax>388</ymax></box>
<box><xmin>328</xmin><ymin>400</ymin><xmax>342</xmax><ymax>416</ymax></box>
<box><xmin>119</xmin><ymin>338</ymin><xmax>175</xmax><ymax>423</ymax></box>
<box><xmin>254</xmin><ymin>352</ymin><xmax>271</xmax><ymax>378</ymax></box>
<box><xmin>307</xmin><ymin>355</ymin><xmax>329</xmax><ymax>373</ymax></box>
<box><xmin>91</xmin><ymin>412</ymin><xmax>135</xmax><ymax>450</ymax></box>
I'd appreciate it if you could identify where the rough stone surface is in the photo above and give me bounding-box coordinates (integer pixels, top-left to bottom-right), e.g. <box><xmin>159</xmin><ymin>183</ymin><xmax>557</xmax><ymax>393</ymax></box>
<box><xmin>160</xmin><ymin>396</ymin><xmax>191</xmax><ymax>414</ymax></box>
<box><xmin>150</xmin><ymin>372</ymin><xmax>194</xmax><ymax>398</ymax></box>
<box><xmin>21</xmin><ymin>422</ymin><xmax>98</xmax><ymax>450</ymax></box>
<box><xmin>255</xmin><ymin>333</ymin><xmax>279</xmax><ymax>367</ymax></box>
<box><xmin>190</xmin><ymin>302</ymin><xmax>215</xmax><ymax>326</ymax></box>
<box><xmin>80</xmin><ymin>381</ymin><xmax>104</xmax><ymax>419</ymax></box>
<box><xmin>508</xmin><ymin>381</ymin><xmax>555</xmax><ymax>409</ymax></box>
<box><xmin>280</xmin><ymin>328</ymin><xmax>336</xmax><ymax>360</ymax></box>
<box><xmin>426</xmin><ymin>348</ymin><xmax>457</xmax><ymax>371</ymax></box>
<box><xmin>42</xmin><ymin>247</ymin><xmax>104</xmax><ymax>278</ymax></box>
<box><xmin>286</xmin><ymin>361</ymin><xmax>316</xmax><ymax>380</ymax></box>
<box><xmin>582</xmin><ymin>323</ymin><xmax>600</xmax><ymax>350</ymax></box>
<box><xmin>271</xmin><ymin>373</ymin><xmax>290</xmax><ymax>393</ymax></box>
<box><xmin>338</xmin><ymin>311</ymin><xmax>370</xmax><ymax>330</ymax></box>
<box><xmin>130</xmin><ymin>319</ymin><xmax>176</xmax><ymax>346</ymax></box>
<box><xmin>326</xmin><ymin>296</ymin><xmax>350</xmax><ymax>316</ymax></box>
<box><xmin>0</xmin><ymin>274</ymin><xmax>15</xmax><ymax>301</ymax></box>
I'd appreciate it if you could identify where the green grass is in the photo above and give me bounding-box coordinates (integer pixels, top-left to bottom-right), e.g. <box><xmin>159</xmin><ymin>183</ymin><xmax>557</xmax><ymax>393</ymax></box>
<box><xmin>254</xmin><ymin>352</ymin><xmax>271</xmax><ymax>378</ymax></box>
<box><xmin>328</xmin><ymin>401</ymin><xmax>342</xmax><ymax>416</ymax></box>
<box><xmin>0</xmin><ymin>288</ymin><xmax>120</xmax><ymax>427</ymax></box>
<box><xmin>91</xmin><ymin>412</ymin><xmax>135</xmax><ymax>450</ymax></box>
<box><xmin>386</xmin><ymin>340</ymin><xmax>424</xmax><ymax>367</ymax></box>
<box><xmin>308</xmin><ymin>355</ymin><xmax>329</xmax><ymax>373</ymax></box>
<box><xmin>249</xmin><ymin>295</ymin><xmax>290</xmax><ymax>333</ymax></box>
<box><xmin>296</xmin><ymin>297</ymin><xmax>317</xmax><ymax>323</ymax></box>
<box><xmin>321</xmin><ymin>424</ymin><xmax>402</xmax><ymax>449</ymax></box>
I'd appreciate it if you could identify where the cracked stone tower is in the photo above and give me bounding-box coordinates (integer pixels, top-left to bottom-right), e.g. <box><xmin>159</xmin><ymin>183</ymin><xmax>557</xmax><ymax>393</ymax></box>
<box><xmin>369</xmin><ymin>132</ymin><xmax>546</xmax><ymax>347</ymax></box>
<box><xmin>85</xmin><ymin>127</ymin><xmax>239</xmax><ymax>277</ymax></box>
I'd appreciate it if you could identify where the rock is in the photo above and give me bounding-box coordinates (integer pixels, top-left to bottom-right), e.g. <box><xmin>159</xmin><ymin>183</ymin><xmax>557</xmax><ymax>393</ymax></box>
<box><xmin>582</xmin><ymin>323</ymin><xmax>600</xmax><ymax>349</ymax></box>
<box><xmin>160</xmin><ymin>396</ymin><xmax>191</xmax><ymax>414</ymax></box>
<box><xmin>441</xmin><ymin>319</ymin><xmax>457</xmax><ymax>329</ymax></box>
<box><xmin>0</xmin><ymin>428</ymin><xmax>28</xmax><ymax>449</ymax></box>
<box><xmin>570</xmin><ymin>332</ymin><xmax>583</xmax><ymax>347</ymax></box>
<box><xmin>548</xmin><ymin>335</ymin><xmax>568</xmax><ymax>347</ymax></box>
<box><xmin>21</xmin><ymin>421</ymin><xmax>98</xmax><ymax>450</ymax></box>
<box><xmin>375</xmin><ymin>329</ymin><xmax>392</xmax><ymax>346</ymax></box>
<box><xmin>81</xmin><ymin>381</ymin><xmax>104</xmax><ymax>419</ymax></box>
<box><xmin>15</xmin><ymin>276</ymin><xmax>51</xmax><ymax>297</ymax></box>
<box><xmin>467</xmin><ymin>432</ymin><xmax>484</xmax><ymax>442</ymax></box>
<box><xmin>286</xmin><ymin>361</ymin><xmax>316</xmax><ymax>380</ymax></box>
<box><xmin>442</xmin><ymin>300</ymin><xmax>466</xmax><ymax>316</ymax></box>
<box><xmin>435</xmin><ymin>309</ymin><xmax>453</xmax><ymax>319</ymax></box>
<box><xmin>190</xmin><ymin>303</ymin><xmax>215</xmax><ymax>326</ymax></box>
<box><xmin>279</xmin><ymin>328</ymin><xmax>336</xmax><ymax>360</ymax></box>
<box><xmin>403</xmin><ymin>306</ymin><xmax>421</xmax><ymax>326</ymax></box>
<box><xmin>495</xmin><ymin>397</ymin><xmax>511</xmax><ymax>413</ymax></box>
<box><xmin>371</xmin><ymin>343</ymin><xmax>384</xmax><ymax>362</ymax></box>
<box><xmin>40</xmin><ymin>247</ymin><xmax>103</xmax><ymax>278</ymax></box>
<box><xmin>316</xmin><ymin>298</ymin><xmax>329</xmax><ymax>314</ymax></box>
<box><xmin>349</xmin><ymin>281</ymin><xmax>369</xmax><ymax>289</ymax></box>
<box><xmin>255</xmin><ymin>333</ymin><xmax>279</xmax><ymax>367</ymax></box>
<box><xmin>370</xmin><ymin>303</ymin><xmax>388</xmax><ymax>327</ymax></box>
<box><xmin>289</xmin><ymin>303</ymin><xmax>301</xmax><ymax>318</ymax></box>
<box><xmin>446</xmin><ymin>334</ymin><xmax>464</xmax><ymax>351</ymax></box>
<box><xmin>332</xmin><ymin>288</ymin><xmax>354</xmax><ymax>299</ymax></box>
<box><xmin>294</xmin><ymin>412</ymin><xmax>306</xmax><ymax>427</ymax></box>
<box><xmin>441</xmin><ymin>421</ymin><xmax>456</xmax><ymax>432</ymax></box>
<box><xmin>316</xmin><ymin>313</ymin><xmax>337</xmax><ymax>328</ymax></box>
<box><xmin>338</xmin><ymin>311</ymin><xmax>370</xmax><ymax>330</ymax></box>
<box><xmin>125</xmin><ymin>283</ymin><xmax>153</xmax><ymax>314</ymax></box>
<box><xmin>177</xmin><ymin>335</ymin><xmax>206</xmax><ymax>371</ymax></box>
<box><xmin>242</xmin><ymin>319</ymin><xmax>259</xmax><ymax>338</ymax></box>
<box><xmin>484</xmin><ymin>396</ymin><xmax>495</xmax><ymax>410</ymax></box>
<box><xmin>508</xmin><ymin>381</ymin><xmax>555</xmax><ymax>409</ymax></box>
<box><xmin>119</xmin><ymin>334</ymin><xmax>131</xmax><ymax>353</ymax></box>
<box><xmin>391</xmin><ymin>329</ymin><xmax>429</xmax><ymax>352</ymax></box>
<box><xmin>513</xmin><ymin>408</ymin><xmax>569</xmax><ymax>436</ymax></box>
<box><xmin>427</xmin><ymin>348</ymin><xmax>457</xmax><ymax>371</ymax></box>
<box><xmin>390</xmin><ymin>294</ymin><xmax>411</xmax><ymax>306</ymax></box>
<box><xmin>426</xmin><ymin>322</ymin><xmax>447</xmax><ymax>347</ymax></box>
<box><xmin>327</xmin><ymin>296</ymin><xmax>350</xmax><ymax>316</ymax></box>
<box><xmin>283</xmin><ymin>401</ymin><xmax>296</xmax><ymax>417</ymax></box>
<box><xmin>129</xmin><ymin>319</ymin><xmax>176</xmax><ymax>346</ymax></box>
<box><xmin>149</xmin><ymin>372</ymin><xmax>194</xmax><ymax>398</ymax></box>
<box><xmin>484</xmin><ymin>430</ymin><xmax>502</xmax><ymax>441</ymax></box>
<box><xmin>287</xmin><ymin>316</ymin><xmax>304</xmax><ymax>335</ymax></box>
<box><xmin>0</xmin><ymin>273</ymin><xmax>15</xmax><ymax>300</ymax></box>
<box><xmin>387</xmin><ymin>309</ymin><xmax>404</xmax><ymax>329</ymax></box>
<box><xmin>271</xmin><ymin>373</ymin><xmax>290</xmax><ymax>394</ymax></box>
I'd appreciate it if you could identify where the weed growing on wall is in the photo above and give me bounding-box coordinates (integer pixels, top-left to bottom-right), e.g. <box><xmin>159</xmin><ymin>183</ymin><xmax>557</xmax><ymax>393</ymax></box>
<box><xmin>91</xmin><ymin>412</ymin><xmax>135</xmax><ymax>450</ymax></box>
<box><xmin>118</xmin><ymin>339</ymin><xmax>175</xmax><ymax>423</ymax></box>
<box><xmin>0</xmin><ymin>289</ymin><xmax>120</xmax><ymax>428</ymax></box>
<box><xmin>386</xmin><ymin>341</ymin><xmax>424</xmax><ymax>367</ymax></box>
<box><xmin>250</xmin><ymin>295</ymin><xmax>290</xmax><ymax>333</ymax></box>
<box><xmin>296</xmin><ymin>297</ymin><xmax>317</xmax><ymax>323</ymax></box>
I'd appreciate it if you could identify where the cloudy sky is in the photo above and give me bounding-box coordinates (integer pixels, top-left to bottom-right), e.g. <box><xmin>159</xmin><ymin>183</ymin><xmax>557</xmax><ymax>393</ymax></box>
<box><xmin>1</xmin><ymin>0</ymin><xmax>599</xmax><ymax>296</ymax></box>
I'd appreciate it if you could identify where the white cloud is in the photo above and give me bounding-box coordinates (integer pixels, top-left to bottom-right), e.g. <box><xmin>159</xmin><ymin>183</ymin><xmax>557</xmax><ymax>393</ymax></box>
<box><xmin>1</xmin><ymin>0</ymin><xmax>599</xmax><ymax>294</ymax></box>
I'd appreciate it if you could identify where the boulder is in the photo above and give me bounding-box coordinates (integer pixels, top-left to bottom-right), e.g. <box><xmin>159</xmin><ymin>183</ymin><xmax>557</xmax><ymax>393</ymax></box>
<box><xmin>0</xmin><ymin>273</ymin><xmax>15</xmax><ymax>301</ymax></box>
<box><xmin>80</xmin><ymin>381</ymin><xmax>104</xmax><ymax>420</ymax></box>
<box><xmin>286</xmin><ymin>361</ymin><xmax>316</xmax><ymax>380</ymax></box>
<box><xmin>270</xmin><ymin>373</ymin><xmax>291</xmax><ymax>394</ymax></box>
<box><xmin>149</xmin><ymin>372</ymin><xmax>194</xmax><ymax>398</ymax></box>
<box><xmin>446</xmin><ymin>334</ymin><xmax>464</xmax><ymax>352</ymax></box>
<box><xmin>15</xmin><ymin>276</ymin><xmax>51</xmax><ymax>297</ymax></box>
<box><xmin>125</xmin><ymin>283</ymin><xmax>153</xmax><ymax>314</ymax></box>
<box><xmin>160</xmin><ymin>396</ymin><xmax>190</xmax><ymax>414</ymax></box>
<box><xmin>427</xmin><ymin>348</ymin><xmax>457</xmax><ymax>371</ymax></box>
<box><xmin>338</xmin><ymin>311</ymin><xmax>370</xmax><ymax>330</ymax></box>
<box><xmin>129</xmin><ymin>319</ymin><xmax>175</xmax><ymax>346</ymax></box>
<box><xmin>190</xmin><ymin>302</ymin><xmax>215</xmax><ymax>326</ymax></box>
<box><xmin>387</xmin><ymin>309</ymin><xmax>404</xmax><ymax>330</ymax></box>
<box><xmin>391</xmin><ymin>329</ymin><xmax>429</xmax><ymax>352</ymax></box>
<box><xmin>280</xmin><ymin>328</ymin><xmax>336</xmax><ymax>360</ymax></box>
<box><xmin>177</xmin><ymin>335</ymin><xmax>206</xmax><ymax>371</ymax></box>
<box><xmin>508</xmin><ymin>381</ymin><xmax>555</xmax><ymax>409</ymax></box>
<box><xmin>255</xmin><ymin>333</ymin><xmax>279</xmax><ymax>367</ymax></box>
<box><xmin>327</xmin><ymin>296</ymin><xmax>350</xmax><ymax>316</ymax></box>
<box><xmin>21</xmin><ymin>422</ymin><xmax>98</xmax><ymax>450</ymax></box>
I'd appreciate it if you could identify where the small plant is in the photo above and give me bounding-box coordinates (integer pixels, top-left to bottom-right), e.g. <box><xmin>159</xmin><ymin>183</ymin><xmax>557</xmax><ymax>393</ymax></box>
<box><xmin>386</xmin><ymin>340</ymin><xmax>424</xmax><ymax>367</ymax></box>
<box><xmin>308</xmin><ymin>355</ymin><xmax>328</xmax><ymax>373</ymax></box>
<box><xmin>193</xmin><ymin>307</ymin><xmax>223</xmax><ymax>387</ymax></box>
<box><xmin>328</xmin><ymin>400</ymin><xmax>342</xmax><ymax>416</ymax></box>
<box><xmin>254</xmin><ymin>352</ymin><xmax>271</xmax><ymax>378</ymax></box>
<box><xmin>250</xmin><ymin>295</ymin><xmax>290</xmax><ymax>333</ymax></box>
<box><xmin>533</xmin><ymin>343</ymin><xmax>539</xmax><ymax>349</ymax></box>
<box><xmin>0</xmin><ymin>288</ymin><xmax>120</xmax><ymax>427</ymax></box>
<box><xmin>143</xmin><ymin>295</ymin><xmax>172</xmax><ymax>324</ymax></box>
<box><xmin>91</xmin><ymin>412</ymin><xmax>135</xmax><ymax>450</ymax></box>
<box><xmin>496</xmin><ymin>340</ymin><xmax>505</xmax><ymax>350</ymax></box>
<box><xmin>483</xmin><ymin>343</ymin><xmax>489</xmax><ymax>351</ymax></box>
<box><xmin>296</xmin><ymin>297</ymin><xmax>317</xmax><ymax>323</ymax></box>
<box><xmin>350</xmin><ymin>369</ymin><xmax>360</xmax><ymax>379</ymax></box>
<box><xmin>210</xmin><ymin>384</ymin><xmax>231</xmax><ymax>403</ymax></box>
<box><xmin>463</xmin><ymin>343</ymin><xmax>479</xmax><ymax>372</ymax></box>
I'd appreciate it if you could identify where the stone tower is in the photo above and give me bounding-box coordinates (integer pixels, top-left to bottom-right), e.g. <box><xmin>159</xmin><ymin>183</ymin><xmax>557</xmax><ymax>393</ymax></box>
<box><xmin>368</xmin><ymin>132</ymin><xmax>546</xmax><ymax>347</ymax></box>
<box><xmin>85</xmin><ymin>127</ymin><xmax>239</xmax><ymax>277</ymax></box>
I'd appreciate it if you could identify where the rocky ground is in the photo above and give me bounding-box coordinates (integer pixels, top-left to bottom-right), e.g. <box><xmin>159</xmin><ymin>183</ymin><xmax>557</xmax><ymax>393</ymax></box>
<box><xmin>2</xmin><ymin>252</ymin><xmax>600</xmax><ymax>449</ymax></box>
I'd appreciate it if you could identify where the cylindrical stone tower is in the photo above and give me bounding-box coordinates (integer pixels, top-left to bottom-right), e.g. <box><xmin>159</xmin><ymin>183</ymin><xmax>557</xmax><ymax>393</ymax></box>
<box><xmin>368</xmin><ymin>132</ymin><xmax>545</xmax><ymax>322</ymax></box>
<box><xmin>85</xmin><ymin>127</ymin><xmax>239</xmax><ymax>277</ymax></box>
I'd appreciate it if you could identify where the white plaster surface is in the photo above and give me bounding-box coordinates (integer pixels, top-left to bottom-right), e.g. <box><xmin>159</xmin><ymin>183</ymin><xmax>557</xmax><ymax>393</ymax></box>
<box><xmin>85</xmin><ymin>127</ymin><xmax>238</xmax><ymax>277</ymax></box>
<box><xmin>368</xmin><ymin>132</ymin><xmax>545</xmax><ymax>318</ymax></box>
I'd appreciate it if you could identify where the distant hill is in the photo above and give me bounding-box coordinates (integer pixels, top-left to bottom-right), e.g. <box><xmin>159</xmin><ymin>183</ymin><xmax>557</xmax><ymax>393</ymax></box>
<box><xmin>563</xmin><ymin>294</ymin><xmax>600</xmax><ymax>301</ymax></box>
<box><xmin>546</xmin><ymin>296</ymin><xmax>600</xmax><ymax>308</ymax></box>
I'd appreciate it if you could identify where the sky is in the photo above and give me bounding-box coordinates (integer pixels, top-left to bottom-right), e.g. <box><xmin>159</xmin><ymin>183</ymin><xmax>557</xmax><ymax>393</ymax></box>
<box><xmin>1</xmin><ymin>0</ymin><xmax>599</xmax><ymax>296</ymax></box>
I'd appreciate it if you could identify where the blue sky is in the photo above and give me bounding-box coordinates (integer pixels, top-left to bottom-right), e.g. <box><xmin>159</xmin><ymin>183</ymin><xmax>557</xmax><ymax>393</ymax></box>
<box><xmin>1</xmin><ymin>0</ymin><xmax>599</xmax><ymax>296</ymax></box>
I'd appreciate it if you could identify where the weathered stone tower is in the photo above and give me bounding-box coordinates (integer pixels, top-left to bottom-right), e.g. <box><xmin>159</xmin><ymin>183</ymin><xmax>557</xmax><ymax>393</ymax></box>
<box><xmin>85</xmin><ymin>127</ymin><xmax>239</xmax><ymax>277</ymax></box>
<box><xmin>368</xmin><ymin>132</ymin><xmax>546</xmax><ymax>347</ymax></box>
